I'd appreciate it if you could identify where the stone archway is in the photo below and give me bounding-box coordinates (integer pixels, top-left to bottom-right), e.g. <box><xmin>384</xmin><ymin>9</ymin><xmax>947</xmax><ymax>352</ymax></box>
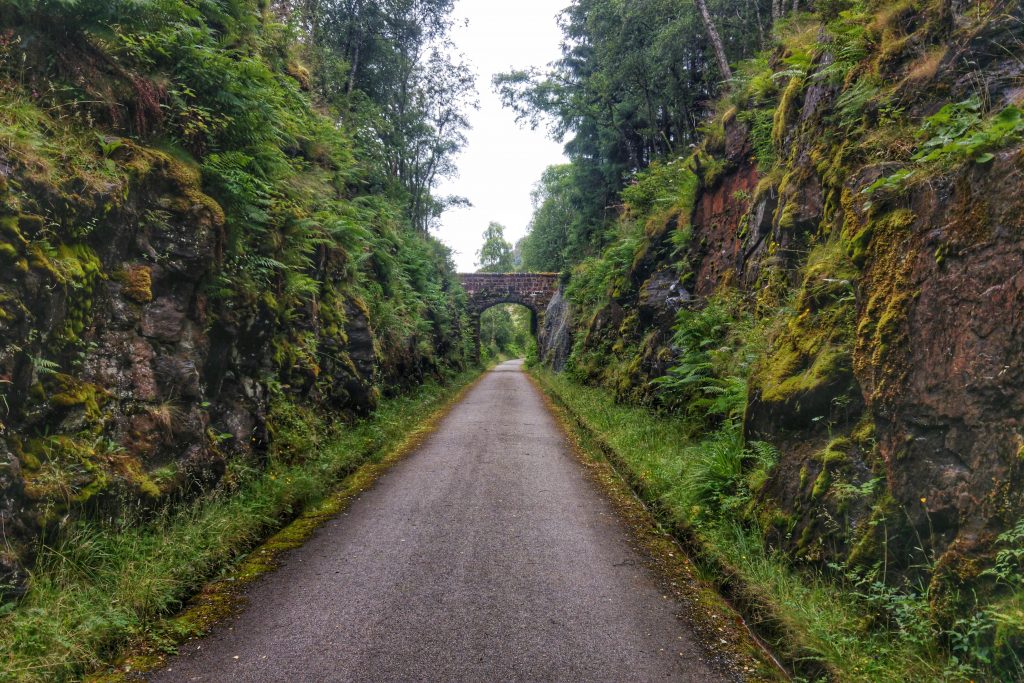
<box><xmin>458</xmin><ymin>273</ymin><xmax>559</xmax><ymax>360</ymax></box>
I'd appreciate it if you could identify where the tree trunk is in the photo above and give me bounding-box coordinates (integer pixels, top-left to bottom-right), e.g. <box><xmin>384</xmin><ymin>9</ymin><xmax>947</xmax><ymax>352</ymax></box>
<box><xmin>347</xmin><ymin>42</ymin><xmax>360</xmax><ymax>95</ymax></box>
<box><xmin>751</xmin><ymin>0</ymin><xmax>765</xmax><ymax>47</ymax></box>
<box><xmin>694</xmin><ymin>0</ymin><xmax>732</xmax><ymax>81</ymax></box>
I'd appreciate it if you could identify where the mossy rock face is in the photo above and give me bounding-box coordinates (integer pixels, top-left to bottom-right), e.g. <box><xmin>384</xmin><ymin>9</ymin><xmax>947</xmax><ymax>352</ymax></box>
<box><xmin>0</xmin><ymin>242</ymin><xmax>19</xmax><ymax>263</ymax></box>
<box><xmin>0</xmin><ymin>54</ymin><xmax>477</xmax><ymax>598</ymax></box>
<box><xmin>19</xmin><ymin>434</ymin><xmax>110</xmax><ymax>510</ymax></box>
<box><xmin>810</xmin><ymin>466</ymin><xmax>832</xmax><ymax>500</ymax></box>
<box><xmin>39</xmin><ymin>243</ymin><xmax>106</xmax><ymax>348</ymax></box>
<box><xmin>124</xmin><ymin>145</ymin><xmax>225</xmax><ymax>229</ymax></box>
<box><xmin>850</xmin><ymin>208</ymin><xmax>917</xmax><ymax>405</ymax></box>
<box><xmin>0</xmin><ymin>216</ymin><xmax>27</xmax><ymax>246</ymax></box>
<box><xmin>847</xmin><ymin>144</ymin><xmax>1024</xmax><ymax>571</ymax></box>
<box><xmin>772</xmin><ymin>76</ymin><xmax>805</xmax><ymax>149</ymax></box>
<box><xmin>844</xmin><ymin>491</ymin><xmax>923</xmax><ymax>570</ymax></box>
<box><xmin>17</xmin><ymin>213</ymin><xmax>44</xmax><ymax>236</ymax></box>
<box><xmin>47</xmin><ymin>373</ymin><xmax>107</xmax><ymax>420</ymax></box>
<box><xmin>746</xmin><ymin>240</ymin><xmax>861</xmax><ymax>437</ymax></box>
<box><xmin>756</xmin><ymin>423</ymin><xmax>883</xmax><ymax>566</ymax></box>
<box><xmin>927</xmin><ymin>544</ymin><xmax>987</xmax><ymax>627</ymax></box>
<box><xmin>115</xmin><ymin>265</ymin><xmax>153</xmax><ymax>303</ymax></box>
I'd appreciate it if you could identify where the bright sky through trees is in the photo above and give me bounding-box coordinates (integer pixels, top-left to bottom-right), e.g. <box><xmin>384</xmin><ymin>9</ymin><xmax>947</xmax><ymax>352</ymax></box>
<box><xmin>434</xmin><ymin>0</ymin><xmax>567</xmax><ymax>272</ymax></box>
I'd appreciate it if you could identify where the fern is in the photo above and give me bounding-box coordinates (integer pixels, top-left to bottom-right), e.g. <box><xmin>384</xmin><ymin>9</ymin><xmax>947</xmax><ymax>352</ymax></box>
<box><xmin>32</xmin><ymin>357</ymin><xmax>60</xmax><ymax>376</ymax></box>
<box><xmin>983</xmin><ymin>517</ymin><xmax>1024</xmax><ymax>587</ymax></box>
<box><xmin>833</xmin><ymin>77</ymin><xmax>879</xmax><ymax>131</ymax></box>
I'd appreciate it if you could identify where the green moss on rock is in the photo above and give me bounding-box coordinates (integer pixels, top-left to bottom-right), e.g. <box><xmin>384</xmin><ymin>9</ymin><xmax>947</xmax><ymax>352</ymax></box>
<box><xmin>750</xmin><ymin>240</ymin><xmax>857</xmax><ymax>418</ymax></box>
<box><xmin>49</xmin><ymin>373</ymin><xmax>107</xmax><ymax>420</ymax></box>
<box><xmin>114</xmin><ymin>265</ymin><xmax>153</xmax><ymax>303</ymax></box>
<box><xmin>847</xmin><ymin>493</ymin><xmax>902</xmax><ymax>567</ymax></box>
<box><xmin>852</xmin><ymin>208</ymin><xmax>917</xmax><ymax>403</ymax></box>
<box><xmin>811</xmin><ymin>467</ymin><xmax>832</xmax><ymax>499</ymax></box>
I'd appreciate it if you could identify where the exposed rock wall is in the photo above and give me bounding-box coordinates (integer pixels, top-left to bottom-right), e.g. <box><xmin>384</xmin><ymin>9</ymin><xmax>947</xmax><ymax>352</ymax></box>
<box><xmin>0</xmin><ymin>142</ymin><xmax>466</xmax><ymax>591</ymax></box>
<box><xmin>563</xmin><ymin>3</ymin><xmax>1024</xmax><ymax>612</ymax></box>
<box><xmin>538</xmin><ymin>289</ymin><xmax>572</xmax><ymax>371</ymax></box>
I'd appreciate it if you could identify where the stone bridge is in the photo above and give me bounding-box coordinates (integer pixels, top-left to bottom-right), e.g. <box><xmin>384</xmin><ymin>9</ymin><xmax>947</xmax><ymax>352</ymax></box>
<box><xmin>458</xmin><ymin>272</ymin><xmax>560</xmax><ymax>359</ymax></box>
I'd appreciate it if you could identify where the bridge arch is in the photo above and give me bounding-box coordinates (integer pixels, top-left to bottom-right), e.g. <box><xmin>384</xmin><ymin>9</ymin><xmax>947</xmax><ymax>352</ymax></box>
<box><xmin>458</xmin><ymin>273</ymin><xmax>559</xmax><ymax>360</ymax></box>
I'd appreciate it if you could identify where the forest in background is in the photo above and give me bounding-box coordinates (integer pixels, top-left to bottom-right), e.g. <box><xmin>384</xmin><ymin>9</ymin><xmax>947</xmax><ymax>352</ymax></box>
<box><xmin>508</xmin><ymin>0</ymin><xmax>784</xmax><ymax>272</ymax></box>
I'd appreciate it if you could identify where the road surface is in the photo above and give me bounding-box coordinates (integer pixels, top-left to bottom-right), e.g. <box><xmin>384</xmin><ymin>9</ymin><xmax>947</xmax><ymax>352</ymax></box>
<box><xmin>150</xmin><ymin>360</ymin><xmax>730</xmax><ymax>682</ymax></box>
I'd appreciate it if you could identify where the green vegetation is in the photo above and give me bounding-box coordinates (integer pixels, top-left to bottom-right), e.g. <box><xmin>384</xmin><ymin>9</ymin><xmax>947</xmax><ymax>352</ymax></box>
<box><xmin>2</xmin><ymin>0</ymin><xmax>1022</xmax><ymax>677</ymax></box>
<box><xmin>533</xmin><ymin>367</ymin><xmax>1001</xmax><ymax>681</ymax></box>
<box><xmin>0</xmin><ymin>0</ymin><xmax>475</xmax><ymax>389</ymax></box>
<box><xmin>500</xmin><ymin>0</ymin><xmax>773</xmax><ymax>266</ymax></box>
<box><xmin>867</xmin><ymin>99</ymin><xmax>1024</xmax><ymax>196</ymax></box>
<box><xmin>479</xmin><ymin>305</ymin><xmax>533</xmax><ymax>363</ymax></box>
<box><xmin>516</xmin><ymin>165</ymin><xmax>578</xmax><ymax>273</ymax></box>
<box><xmin>0</xmin><ymin>6</ymin><xmax>477</xmax><ymax>493</ymax></box>
<box><xmin>651</xmin><ymin>297</ymin><xmax>758</xmax><ymax>428</ymax></box>
<box><xmin>509</xmin><ymin>0</ymin><xmax>1024</xmax><ymax>679</ymax></box>
<box><xmin>476</xmin><ymin>222</ymin><xmax>515</xmax><ymax>273</ymax></box>
<box><xmin>0</xmin><ymin>369</ymin><xmax>479</xmax><ymax>683</ymax></box>
<box><xmin>0</xmin><ymin>0</ymin><xmax>482</xmax><ymax>667</ymax></box>
<box><xmin>472</xmin><ymin>222</ymin><xmax>533</xmax><ymax>362</ymax></box>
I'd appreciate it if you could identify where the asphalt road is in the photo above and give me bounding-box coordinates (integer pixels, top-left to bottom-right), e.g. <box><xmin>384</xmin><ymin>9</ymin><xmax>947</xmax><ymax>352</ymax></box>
<box><xmin>150</xmin><ymin>360</ymin><xmax>727</xmax><ymax>682</ymax></box>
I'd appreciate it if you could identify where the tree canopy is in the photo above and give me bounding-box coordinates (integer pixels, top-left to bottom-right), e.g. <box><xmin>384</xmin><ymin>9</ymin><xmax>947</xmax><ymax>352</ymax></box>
<box><xmin>294</xmin><ymin>0</ymin><xmax>477</xmax><ymax>232</ymax></box>
<box><xmin>501</xmin><ymin>0</ymin><xmax>782</xmax><ymax>269</ymax></box>
<box><xmin>476</xmin><ymin>222</ymin><xmax>514</xmax><ymax>273</ymax></box>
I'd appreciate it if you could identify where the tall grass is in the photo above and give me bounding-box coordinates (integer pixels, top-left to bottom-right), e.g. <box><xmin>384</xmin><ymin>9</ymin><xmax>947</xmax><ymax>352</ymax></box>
<box><xmin>0</xmin><ymin>370</ymin><xmax>478</xmax><ymax>682</ymax></box>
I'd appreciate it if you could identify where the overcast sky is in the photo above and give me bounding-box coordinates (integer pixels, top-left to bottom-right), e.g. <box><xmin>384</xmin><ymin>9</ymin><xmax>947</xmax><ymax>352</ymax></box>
<box><xmin>433</xmin><ymin>0</ymin><xmax>568</xmax><ymax>272</ymax></box>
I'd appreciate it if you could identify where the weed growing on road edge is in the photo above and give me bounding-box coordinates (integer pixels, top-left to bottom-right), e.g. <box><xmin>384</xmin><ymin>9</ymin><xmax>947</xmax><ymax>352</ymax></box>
<box><xmin>0</xmin><ymin>369</ymin><xmax>482</xmax><ymax>683</ymax></box>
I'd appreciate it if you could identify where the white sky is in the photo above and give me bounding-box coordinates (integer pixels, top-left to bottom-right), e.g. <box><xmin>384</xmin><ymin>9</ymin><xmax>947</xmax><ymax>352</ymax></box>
<box><xmin>433</xmin><ymin>0</ymin><xmax>568</xmax><ymax>272</ymax></box>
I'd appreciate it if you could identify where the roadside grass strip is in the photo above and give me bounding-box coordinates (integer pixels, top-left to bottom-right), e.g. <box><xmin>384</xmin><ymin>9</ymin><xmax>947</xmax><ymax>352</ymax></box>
<box><xmin>0</xmin><ymin>369</ymin><xmax>482</xmax><ymax>683</ymax></box>
<box><xmin>531</xmin><ymin>367</ymin><xmax>951</xmax><ymax>683</ymax></box>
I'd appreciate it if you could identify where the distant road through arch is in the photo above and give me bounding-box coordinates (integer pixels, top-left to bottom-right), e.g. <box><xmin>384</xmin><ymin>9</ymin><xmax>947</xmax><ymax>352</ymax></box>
<box><xmin>458</xmin><ymin>273</ymin><xmax>559</xmax><ymax>359</ymax></box>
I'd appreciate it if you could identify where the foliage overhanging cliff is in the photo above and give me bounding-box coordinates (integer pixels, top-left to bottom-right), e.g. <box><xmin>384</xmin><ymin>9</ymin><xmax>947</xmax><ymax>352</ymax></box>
<box><xmin>519</xmin><ymin>0</ymin><xmax>1024</xmax><ymax>677</ymax></box>
<box><xmin>0</xmin><ymin>0</ymin><xmax>476</xmax><ymax>591</ymax></box>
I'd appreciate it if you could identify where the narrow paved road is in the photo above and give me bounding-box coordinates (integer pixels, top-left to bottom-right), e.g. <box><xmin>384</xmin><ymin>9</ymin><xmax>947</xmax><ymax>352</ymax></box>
<box><xmin>151</xmin><ymin>360</ymin><xmax>728</xmax><ymax>682</ymax></box>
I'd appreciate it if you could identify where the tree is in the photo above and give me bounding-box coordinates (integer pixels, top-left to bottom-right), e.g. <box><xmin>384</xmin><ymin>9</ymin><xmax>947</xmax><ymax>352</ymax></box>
<box><xmin>519</xmin><ymin>164</ymin><xmax>578</xmax><ymax>272</ymax></box>
<box><xmin>476</xmin><ymin>222</ymin><xmax>514</xmax><ymax>273</ymax></box>
<box><xmin>388</xmin><ymin>49</ymin><xmax>477</xmax><ymax>233</ymax></box>
<box><xmin>496</xmin><ymin>0</ymin><xmax>772</xmax><ymax>268</ymax></box>
<box><xmin>479</xmin><ymin>304</ymin><xmax>532</xmax><ymax>360</ymax></box>
<box><xmin>694</xmin><ymin>0</ymin><xmax>732</xmax><ymax>81</ymax></box>
<box><xmin>299</xmin><ymin>0</ymin><xmax>477</xmax><ymax>232</ymax></box>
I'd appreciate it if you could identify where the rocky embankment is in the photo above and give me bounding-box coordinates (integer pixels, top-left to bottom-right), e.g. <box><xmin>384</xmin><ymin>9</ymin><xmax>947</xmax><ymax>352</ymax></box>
<box><xmin>0</xmin><ymin>145</ymin><xmax>469</xmax><ymax>591</ymax></box>
<box><xmin>541</xmin><ymin>3</ymin><xmax>1024</xmax><ymax>634</ymax></box>
<box><xmin>0</xmin><ymin>1</ymin><xmax>473</xmax><ymax>590</ymax></box>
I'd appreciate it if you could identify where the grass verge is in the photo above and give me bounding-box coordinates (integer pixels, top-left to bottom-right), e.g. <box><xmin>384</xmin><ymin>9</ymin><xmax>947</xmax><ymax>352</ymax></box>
<box><xmin>0</xmin><ymin>368</ymin><xmax>482</xmax><ymax>683</ymax></box>
<box><xmin>531</xmin><ymin>367</ymin><xmax>954</xmax><ymax>682</ymax></box>
<box><xmin>527</xmin><ymin>372</ymin><xmax>785</xmax><ymax>682</ymax></box>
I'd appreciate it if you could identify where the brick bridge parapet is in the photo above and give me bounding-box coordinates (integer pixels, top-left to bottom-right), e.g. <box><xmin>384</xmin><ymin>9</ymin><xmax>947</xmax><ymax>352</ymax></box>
<box><xmin>457</xmin><ymin>272</ymin><xmax>559</xmax><ymax>316</ymax></box>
